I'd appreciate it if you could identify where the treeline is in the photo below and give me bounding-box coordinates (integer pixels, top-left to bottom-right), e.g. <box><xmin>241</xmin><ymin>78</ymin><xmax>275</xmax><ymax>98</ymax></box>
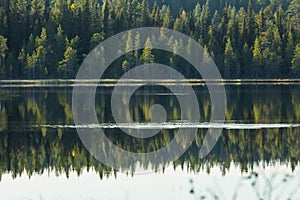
<box><xmin>0</xmin><ymin>0</ymin><xmax>299</xmax><ymax>79</ymax></box>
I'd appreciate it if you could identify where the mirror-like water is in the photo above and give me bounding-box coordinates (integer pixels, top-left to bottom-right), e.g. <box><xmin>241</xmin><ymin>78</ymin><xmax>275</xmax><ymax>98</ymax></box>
<box><xmin>0</xmin><ymin>82</ymin><xmax>299</xmax><ymax>199</ymax></box>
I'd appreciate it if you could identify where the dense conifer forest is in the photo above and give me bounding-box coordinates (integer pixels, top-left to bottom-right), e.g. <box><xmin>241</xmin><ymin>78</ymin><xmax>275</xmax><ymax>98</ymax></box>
<box><xmin>0</xmin><ymin>0</ymin><xmax>299</xmax><ymax>79</ymax></box>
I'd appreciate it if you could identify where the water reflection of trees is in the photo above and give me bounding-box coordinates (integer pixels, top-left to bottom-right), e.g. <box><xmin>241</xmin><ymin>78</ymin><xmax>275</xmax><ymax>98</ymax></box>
<box><xmin>0</xmin><ymin>86</ymin><xmax>299</xmax><ymax>179</ymax></box>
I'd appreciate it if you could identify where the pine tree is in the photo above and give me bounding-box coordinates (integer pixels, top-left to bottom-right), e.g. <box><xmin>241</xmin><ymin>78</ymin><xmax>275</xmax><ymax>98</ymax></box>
<box><xmin>26</xmin><ymin>53</ymin><xmax>37</xmax><ymax>79</ymax></box>
<box><xmin>255</xmin><ymin>9</ymin><xmax>264</xmax><ymax>34</ymax></box>
<box><xmin>140</xmin><ymin>37</ymin><xmax>154</xmax><ymax>64</ymax></box>
<box><xmin>140</xmin><ymin>0</ymin><xmax>151</xmax><ymax>26</ymax></box>
<box><xmin>292</xmin><ymin>44</ymin><xmax>300</xmax><ymax>71</ymax></box>
<box><xmin>226</xmin><ymin>8</ymin><xmax>236</xmax><ymax>43</ymax></box>
<box><xmin>173</xmin><ymin>18</ymin><xmax>183</xmax><ymax>32</ymax></box>
<box><xmin>35</xmin><ymin>27</ymin><xmax>47</xmax><ymax>48</ymax></box>
<box><xmin>253</xmin><ymin>37</ymin><xmax>263</xmax><ymax>67</ymax></box>
<box><xmin>102</xmin><ymin>0</ymin><xmax>110</xmax><ymax>33</ymax></box>
<box><xmin>201</xmin><ymin>1</ymin><xmax>210</xmax><ymax>39</ymax></box>
<box><xmin>30</xmin><ymin>0</ymin><xmax>45</xmax><ymax>35</ymax></box>
<box><xmin>18</xmin><ymin>48</ymin><xmax>26</xmax><ymax>77</ymax></box>
<box><xmin>246</xmin><ymin>0</ymin><xmax>256</xmax><ymax>46</ymax></box>
<box><xmin>285</xmin><ymin>31</ymin><xmax>294</xmax><ymax>74</ymax></box>
<box><xmin>55</xmin><ymin>25</ymin><xmax>66</xmax><ymax>62</ymax></box>
<box><xmin>161</xmin><ymin>6</ymin><xmax>172</xmax><ymax>29</ymax></box>
<box><xmin>8</xmin><ymin>0</ymin><xmax>28</xmax><ymax>51</ymax></box>
<box><xmin>274</xmin><ymin>6</ymin><xmax>284</xmax><ymax>35</ymax></box>
<box><xmin>241</xmin><ymin>43</ymin><xmax>251</xmax><ymax>77</ymax></box>
<box><xmin>0</xmin><ymin>35</ymin><xmax>7</xmax><ymax>68</ymax></box>
<box><xmin>124</xmin><ymin>31</ymin><xmax>134</xmax><ymax>67</ymax></box>
<box><xmin>236</xmin><ymin>8</ymin><xmax>246</xmax><ymax>49</ymax></box>
<box><xmin>134</xmin><ymin>32</ymin><xmax>141</xmax><ymax>65</ymax></box>
<box><xmin>89</xmin><ymin>32</ymin><xmax>104</xmax><ymax>51</ymax></box>
<box><xmin>171</xmin><ymin>38</ymin><xmax>183</xmax><ymax>69</ymax></box>
<box><xmin>51</xmin><ymin>0</ymin><xmax>71</xmax><ymax>35</ymax></box>
<box><xmin>264</xmin><ymin>23</ymin><xmax>282</xmax><ymax>71</ymax></box>
<box><xmin>0</xmin><ymin>7</ymin><xmax>7</xmax><ymax>36</ymax></box>
<box><xmin>58</xmin><ymin>45</ymin><xmax>78</xmax><ymax>78</ymax></box>
<box><xmin>202</xmin><ymin>45</ymin><xmax>211</xmax><ymax>65</ymax></box>
<box><xmin>224</xmin><ymin>37</ymin><xmax>237</xmax><ymax>78</ymax></box>
<box><xmin>115</xmin><ymin>0</ymin><xmax>129</xmax><ymax>31</ymax></box>
<box><xmin>151</xmin><ymin>1</ymin><xmax>160</xmax><ymax>26</ymax></box>
<box><xmin>122</xmin><ymin>60</ymin><xmax>129</xmax><ymax>72</ymax></box>
<box><xmin>25</xmin><ymin>27</ymin><xmax>48</xmax><ymax>79</ymax></box>
<box><xmin>34</xmin><ymin>45</ymin><xmax>47</xmax><ymax>78</ymax></box>
<box><xmin>79</xmin><ymin>0</ymin><xmax>92</xmax><ymax>53</ymax></box>
<box><xmin>26</xmin><ymin>34</ymin><xmax>35</xmax><ymax>55</ymax></box>
<box><xmin>35</xmin><ymin>28</ymin><xmax>48</xmax><ymax>78</ymax></box>
<box><xmin>288</xmin><ymin>0</ymin><xmax>300</xmax><ymax>28</ymax></box>
<box><xmin>130</xmin><ymin>0</ymin><xmax>141</xmax><ymax>28</ymax></box>
<box><xmin>194</xmin><ymin>3</ymin><xmax>201</xmax><ymax>19</ymax></box>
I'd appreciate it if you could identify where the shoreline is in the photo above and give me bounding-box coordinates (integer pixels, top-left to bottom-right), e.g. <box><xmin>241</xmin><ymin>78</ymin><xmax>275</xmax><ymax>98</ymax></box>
<box><xmin>1</xmin><ymin>79</ymin><xmax>300</xmax><ymax>87</ymax></box>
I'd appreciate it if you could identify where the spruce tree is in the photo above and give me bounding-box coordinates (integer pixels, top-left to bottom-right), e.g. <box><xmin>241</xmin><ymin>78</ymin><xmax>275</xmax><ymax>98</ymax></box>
<box><xmin>224</xmin><ymin>37</ymin><xmax>237</xmax><ymax>78</ymax></box>
<box><xmin>292</xmin><ymin>44</ymin><xmax>300</xmax><ymax>71</ymax></box>
<box><xmin>0</xmin><ymin>35</ymin><xmax>7</xmax><ymax>68</ymax></box>
<box><xmin>140</xmin><ymin>37</ymin><xmax>154</xmax><ymax>64</ymax></box>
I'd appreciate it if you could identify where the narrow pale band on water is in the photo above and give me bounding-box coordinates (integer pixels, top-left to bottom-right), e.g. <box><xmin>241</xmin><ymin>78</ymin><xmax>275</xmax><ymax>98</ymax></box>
<box><xmin>35</xmin><ymin>122</ymin><xmax>300</xmax><ymax>130</ymax></box>
<box><xmin>3</xmin><ymin>79</ymin><xmax>300</xmax><ymax>88</ymax></box>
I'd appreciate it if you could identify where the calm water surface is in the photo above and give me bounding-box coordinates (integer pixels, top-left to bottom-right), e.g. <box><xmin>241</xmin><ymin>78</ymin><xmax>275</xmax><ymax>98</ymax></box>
<box><xmin>0</xmin><ymin>81</ymin><xmax>299</xmax><ymax>199</ymax></box>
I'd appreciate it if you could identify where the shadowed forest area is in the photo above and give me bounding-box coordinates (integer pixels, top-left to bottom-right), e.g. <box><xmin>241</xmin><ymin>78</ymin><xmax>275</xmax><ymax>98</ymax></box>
<box><xmin>0</xmin><ymin>0</ymin><xmax>299</xmax><ymax>79</ymax></box>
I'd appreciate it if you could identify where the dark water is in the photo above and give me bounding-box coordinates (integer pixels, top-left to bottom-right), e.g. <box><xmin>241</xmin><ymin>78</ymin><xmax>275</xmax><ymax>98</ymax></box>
<box><xmin>0</xmin><ymin>82</ymin><xmax>299</xmax><ymax>199</ymax></box>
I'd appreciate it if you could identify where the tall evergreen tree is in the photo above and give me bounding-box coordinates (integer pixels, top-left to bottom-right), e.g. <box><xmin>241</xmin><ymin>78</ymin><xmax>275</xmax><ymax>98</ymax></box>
<box><xmin>0</xmin><ymin>35</ymin><xmax>7</xmax><ymax>66</ymax></box>
<box><xmin>286</xmin><ymin>31</ymin><xmax>294</xmax><ymax>74</ymax></box>
<box><xmin>253</xmin><ymin>37</ymin><xmax>263</xmax><ymax>67</ymax></box>
<box><xmin>151</xmin><ymin>1</ymin><xmax>160</xmax><ymax>26</ymax></box>
<box><xmin>140</xmin><ymin>0</ymin><xmax>151</xmax><ymax>26</ymax></box>
<box><xmin>246</xmin><ymin>0</ymin><xmax>256</xmax><ymax>46</ymax></box>
<box><xmin>292</xmin><ymin>44</ymin><xmax>300</xmax><ymax>71</ymax></box>
<box><xmin>29</xmin><ymin>0</ymin><xmax>45</xmax><ymax>35</ymax></box>
<box><xmin>161</xmin><ymin>6</ymin><xmax>172</xmax><ymax>29</ymax></box>
<box><xmin>140</xmin><ymin>37</ymin><xmax>154</xmax><ymax>64</ymax></box>
<box><xmin>288</xmin><ymin>0</ymin><xmax>300</xmax><ymax>28</ymax></box>
<box><xmin>89</xmin><ymin>32</ymin><xmax>104</xmax><ymax>51</ymax></box>
<box><xmin>8</xmin><ymin>0</ymin><xmax>28</xmax><ymax>51</ymax></box>
<box><xmin>224</xmin><ymin>37</ymin><xmax>237</xmax><ymax>78</ymax></box>
<box><xmin>58</xmin><ymin>44</ymin><xmax>78</xmax><ymax>78</ymax></box>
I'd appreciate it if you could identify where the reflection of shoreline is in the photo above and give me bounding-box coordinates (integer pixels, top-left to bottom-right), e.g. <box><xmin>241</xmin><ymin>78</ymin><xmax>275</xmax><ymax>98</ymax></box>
<box><xmin>1</xmin><ymin>85</ymin><xmax>300</xmax><ymax>179</ymax></box>
<box><xmin>0</xmin><ymin>126</ymin><xmax>299</xmax><ymax>179</ymax></box>
<box><xmin>1</xmin><ymin>162</ymin><xmax>299</xmax><ymax>199</ymax></box>
<box><xmin>1</xmin><ymin>161</ymin><xmax>299</xmax><ymax>177</ymax></box>
<box><xmin>36</xmin><ymin>122</ymin><xmax>300</xmax><ymax>130</ymax></box>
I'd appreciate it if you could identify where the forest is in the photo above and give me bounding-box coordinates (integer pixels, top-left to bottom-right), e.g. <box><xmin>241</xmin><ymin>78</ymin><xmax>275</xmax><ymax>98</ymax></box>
<box><xmin>0</xmin><ymin>0</ymin><xmax>299</xmax><ymax>79</ymax></box>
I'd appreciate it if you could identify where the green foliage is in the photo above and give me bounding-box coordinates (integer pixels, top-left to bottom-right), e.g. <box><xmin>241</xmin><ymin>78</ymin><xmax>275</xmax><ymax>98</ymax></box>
<box><xmin>122</xmin><ymin>59</ymin><xmax>129</xmax><ymax>72</ymax></box>
<box><xmin>140</xmin><ymin>37</ymin><xmax>154</xmax><ymax>64</ymax></box>
<box><xmin>0</xmin><ymin>0</ymin><xmax>299</xmax><ymax>79</ymax></box>
<box><xmin>224</xmin><ymin>37</ymin><xmax>237</xmax><ymax>77</ymax></box>
<box><xmin>89</xmin><ymin>32</ymin><xmax>105</xmax><ymax>51</ymax></box>
<box><xmin>58</xmin><ymin>44</ymin><xmax>78</xmax><ymax>78</ymax></box>
<box><xmin>253</xmin><ymin>37</ymin><xmax>263</xmax><ymax>66</ymax></box>
<box><xmin>0</xmin><ymin>35</ymin><xmax>7</xmax><ymax>73</ymax></box>
<box><xmin>292</xmin><ymin>44</ymin><xmax>300</xmax><ymax>70</ymax></box>
<box><xmin>288</xmin><ymin>0</ymin><xmax>300</xmax><ymax>27</ymax></box>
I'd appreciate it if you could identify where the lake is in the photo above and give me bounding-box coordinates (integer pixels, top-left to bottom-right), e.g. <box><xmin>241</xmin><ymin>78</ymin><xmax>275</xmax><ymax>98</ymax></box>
<box><xmin>0</xmin><ymin>80</ymin><xmax>299</xmax><ymax>199</ymax></box>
